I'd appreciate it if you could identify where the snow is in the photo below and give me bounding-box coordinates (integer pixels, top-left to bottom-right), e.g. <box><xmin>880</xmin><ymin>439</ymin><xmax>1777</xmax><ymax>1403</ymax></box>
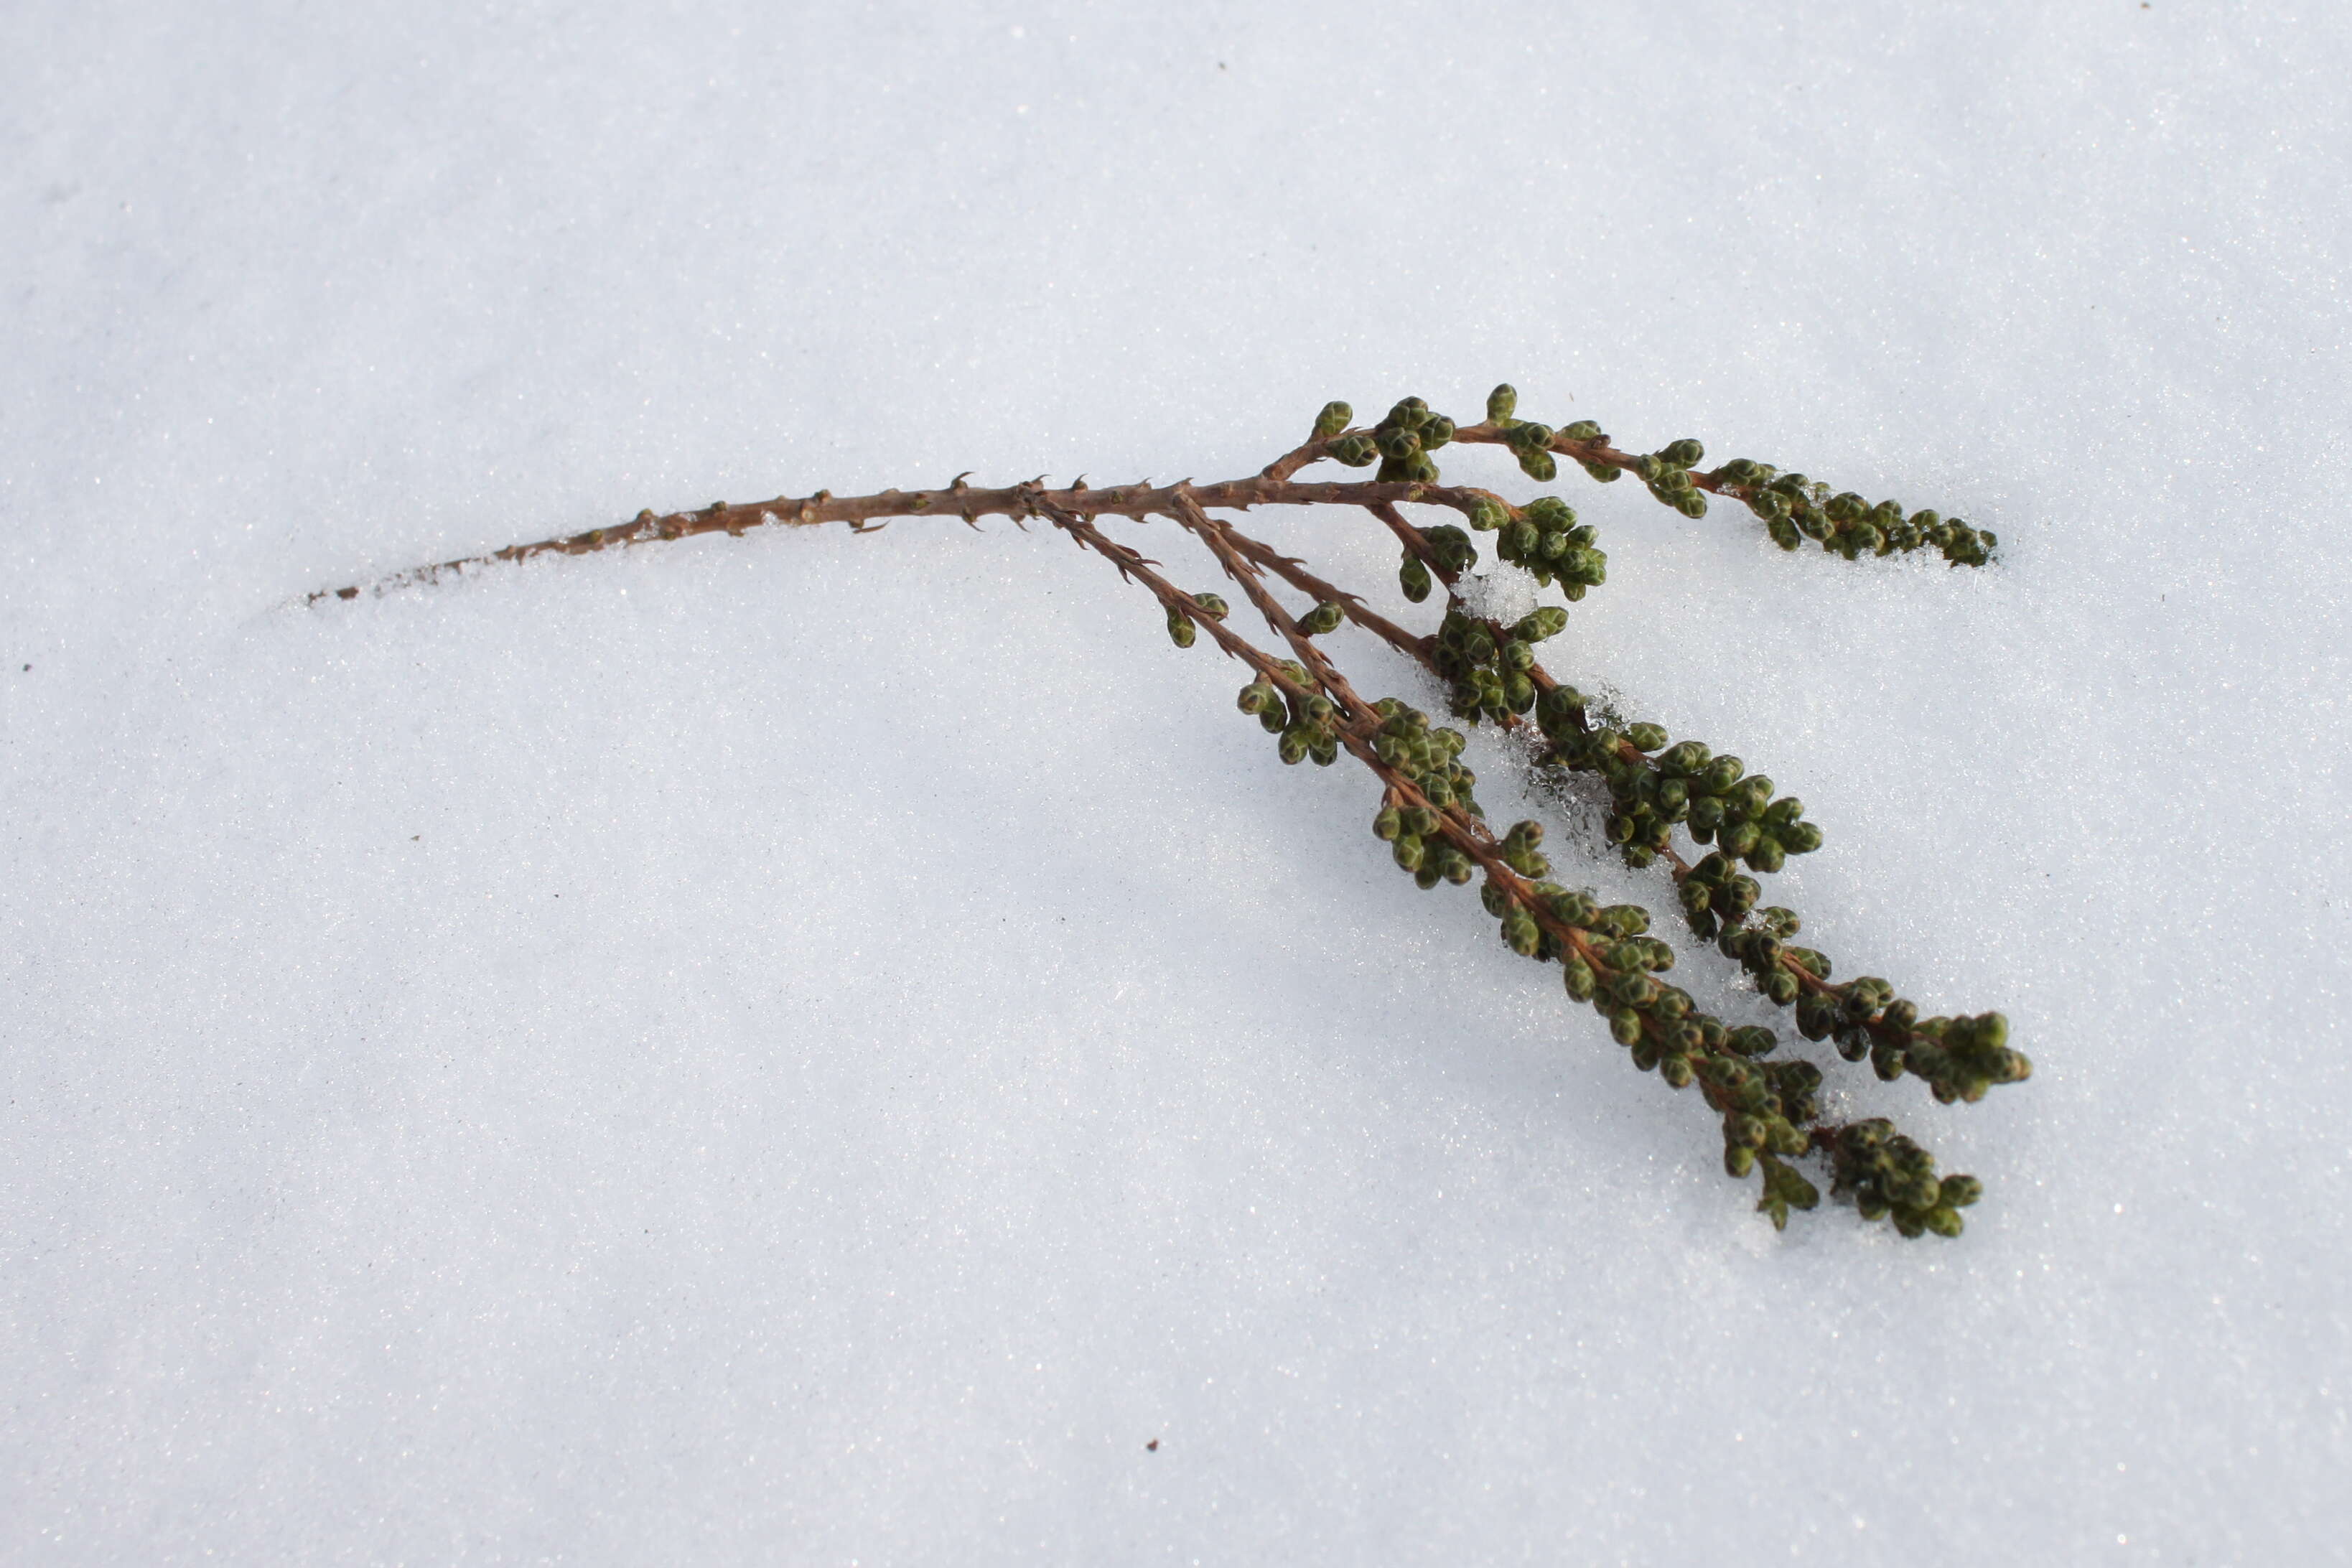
<box><xmin>4</xmin><ymin>2</ymin><xmax>2348</xmax><ymax>1561</ymax></box>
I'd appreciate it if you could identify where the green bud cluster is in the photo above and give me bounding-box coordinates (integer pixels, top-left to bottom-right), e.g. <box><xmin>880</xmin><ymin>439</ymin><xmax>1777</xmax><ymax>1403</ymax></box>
<box><xmin>1842</xmin><ymin>1007</ymin><xmax>2031</xmax><ymax>1103</ymax></box>
<box><xmin>1828</xmin><ymin>1119</ymin><xmax>1983</xmax><ymax>1238</ymax></box>
<box><xmin>1529</xmin><ymin>885</ymin><xmax>1821</xmax><ymax>1188</ymax></box>
<box><xmin>1535</xmin><ymin>696</ymin><xmax>1823</xmax><ymax>875</ymax></box>
<box><xmin>1552</xmin><ymin>420</ymin><xmax>1621</xmax><ymax>485</ymax></box>
<box><xmin>1368</xmin><ymin>396</ymin><xmax>1457</xmax><ymax>485</ymax></box>
<box><xmin>1430</xmin><ymin>604</ymin><xmax>1567</xmax><ymax>725</ymax></box>
<box><xmin>1678</xmin><ymin>851</ymin><xmax>1765</xmax><ymax>944</ymax></box>
<box><xmin>1722</xmin><ymin>465</ymin><xmax>1997</xmax><ymax>566</ymax></box>
<box><xmin>1399</xmin><ymin>523</ymin><xmax>1479</xmax><ymax>609</ymax></box>
<box><xmin>1485</xmin><ymin>382</ymin><xmax>1560</xmax><ymax>483</ymax></box>
<box><xmin>1753</xmin><ymin>1154</ymin><xmax>1823</xmax><ymax>1231</ymax></box>
<box><xmin>1359</xmin><ymin>698</ymin><xmax>1486</xmax><ymax>889</ymax></box>
<box><xmin>1466</xmin><ymin>495</ymin><xmax>1607</xmax><ymax>599</ymax></box>
<box><xmin>1632</xmin><ymin>439</ymin><xmax>1712</xmax><ymax>519</ymax></box>
<box><xmin>1712</xmin><ymin>903</ymin><xmax>2032</xmax><ymax>1103</ymax></box>
<box><xmin>1235</xmin><ymin>661</ymin><xmax>1343</xmax><ymax>768</ymax></box>
<box><xmin>1165</xmin><ymin>588</ymin><xmax>1231</xmax><ymax>649</ymax></box>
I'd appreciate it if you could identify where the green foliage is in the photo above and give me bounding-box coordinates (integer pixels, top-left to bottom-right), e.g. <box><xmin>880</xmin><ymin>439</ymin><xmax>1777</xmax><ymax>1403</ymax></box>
<box><xmin>1336</xmin><ymin>383</ymin><xmax>1996</xmax><ymax>569</ymax></box>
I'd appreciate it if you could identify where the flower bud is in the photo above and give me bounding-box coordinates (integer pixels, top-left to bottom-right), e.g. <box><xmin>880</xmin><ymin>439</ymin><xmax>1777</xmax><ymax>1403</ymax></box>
<box><xmin>1399</xmin><ymin>555</ymin><xmax>1432</xmax><ymax>602</ymax></box>
<box><xmin>1312</xmin><ymin>401</ymin><xmax>1353</xmax><ymax>438</ymax></box>
<box><xmin>1485</xmin><ymin>384</ymin><xmax>1518</xmax><ymax>423</ymax></box>
<box><xmin>1301</xmin><ymin>601</ymin><xmax>1345</xmax><ymax>635</ymax></box>
<box><xmin>1514</xmin><ymin>607</ymin><xmax>1569</xmax><ymax>645</ymax></box>
<box><xmin>1561</xmin><ymin>956</ymin><xmax>1597</xmax><ymax>1001</ymax></box>
<box><xmin>1166</xmin><ymin>609</ymin><xmax>1196</xmax><ymax>648</ymax></box>
<box><xmin>1518</xmin><ymin>449</ymin><xmax>1558</xmax><ymax>483</ymax></box>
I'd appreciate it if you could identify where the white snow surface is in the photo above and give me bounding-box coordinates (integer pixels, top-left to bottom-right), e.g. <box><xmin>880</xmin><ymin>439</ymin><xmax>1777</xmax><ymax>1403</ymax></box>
<box><xmin>4</xmin><ymin>3</ymin><xmax>2348</xmax><ymax>1562</ymax></box>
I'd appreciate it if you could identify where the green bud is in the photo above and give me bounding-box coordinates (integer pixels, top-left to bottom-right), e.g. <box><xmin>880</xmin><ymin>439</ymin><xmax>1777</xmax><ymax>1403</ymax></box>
<box><xmin>1486</xmin><ymin>384</ymin><xmax>1518</xmax><ymax>423</ymax></box>
<box><xmin>1392</xmin><ymin>834</ymin><xmax>1425</xmax><ymax>872</ymax></box>
<box><xmin>1372</xmin><ymin>805</ymin><xmax>1402</xmax><ymax>841</ymax></box>
<box><xmin>1518</xmin><ymin>449</ymin><xmax>1558</xmax><ymax>483</ymax></box>
<box><xmin>1277</xmin><ymin>725</ymin><xmax>1310</xmax><ymax>765</ymax></box>
<box><xmin>1923</xmin><ymin>1206</ymin><xmax>1965</xmax><ymax>1238</ymax></box>
<box><xmin>1654</xmin><ymin>741</ymin><xmax>1710</xmax><ymax>777</ymax></box>
<box><xmin>1595</xmin><ymin>904</ymin><xmax>1648</xmax><ymax>937</ymax></box>
<box><xmin>1400</xmin><ymin>554</ymin><xmax>1433</xmax><ymax>602</ymax></box>
<box><xmin>1468</xmin><ymin>498</ymin><xmax>1509</xmax><ymax>532</ymax></box>
<box><xmin>1422</xmin><ymin>416</ymin><xmax>1456</xmax><ymax>449</ymax></box>
<box><xmin>1610</xmin><ymin>1010</ymin><xmax>1644</xmax><ymax>1047</ymax></box>
<box><xmin>1516</xmin><ymin>605</ymin><xmax>1569</xmax><ymax>641</ymax></box>
<box><xmin>1312</xmin><ymin>401</ymin><xmax>1353</xmax><ymax>439</ymax></box>
<box><xmin>1779</xmin><ymin>821</ymin><xmax>1824</xmax><ymax>854</ymax></box>
<box><xmin>1724</xmin><ymin>1144</ymin><xmax>1758</xmax><ymax>1179</ymax></box>
<box><xmin>1503</xmin><ymin>913</ymin><xmax>1541</xmax><ymax>958</ymax></box>
<box><xmin>1301</xmin><ymin>601</ymin><xmax>1346</xmax><ymax>635</ymax></box>
<box><xmin>1625</xmin><ymin>722</ymin><xmax>1669</xmax><ymax>753</ymax></box>
<box><xmin>1561</xmin><ymin>957</ymin><xmax>1597</xmax><ymax>1002</ymax></box>
<box><xmin>1167</xmin><ymin>608</ymin><xmax>1197</xmax><ymax>648</ymax></box>
<box><xmin>1192</xmin><ymin>593</ymin><xmax>1229</xmax><ymax>622</ymax></box>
